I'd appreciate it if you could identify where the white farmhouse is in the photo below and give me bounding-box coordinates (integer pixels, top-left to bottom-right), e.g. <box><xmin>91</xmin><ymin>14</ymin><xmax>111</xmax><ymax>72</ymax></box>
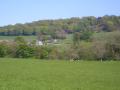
<box><xmin>36</xmin><ymin>40</ymin><xmax>43</xmax><ymax>45</ymax></box>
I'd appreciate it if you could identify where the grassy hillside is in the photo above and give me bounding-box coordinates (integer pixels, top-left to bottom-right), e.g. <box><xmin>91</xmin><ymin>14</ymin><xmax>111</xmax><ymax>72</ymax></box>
<box><xmin>0</xmin><ymin>36</ymin><xmax>37</xmax><ymax>41</ymax></box>
<box><xmin>0</xmin><ymin>58</ymin><xmax>119</xmax><ymax>90</ymax></box>
<box><xmin>0</xmin><ymin>34</ymin><xmax>72</xmax><ymax>44</ymax></box>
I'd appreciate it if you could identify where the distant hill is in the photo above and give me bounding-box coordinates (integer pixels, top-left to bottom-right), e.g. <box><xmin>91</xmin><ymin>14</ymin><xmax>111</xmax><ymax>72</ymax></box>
<box><xmin>0</xmin><ymin>15</ymin><xmax>120</xmax><ymax>37</ymax></box>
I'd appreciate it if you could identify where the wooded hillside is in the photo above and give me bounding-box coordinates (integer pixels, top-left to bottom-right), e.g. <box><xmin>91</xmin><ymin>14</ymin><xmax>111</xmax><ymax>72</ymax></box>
<box><xmin>0</xmin><ymin>15</ymin><xmax>120</xmax><ymax>37</ymax></box>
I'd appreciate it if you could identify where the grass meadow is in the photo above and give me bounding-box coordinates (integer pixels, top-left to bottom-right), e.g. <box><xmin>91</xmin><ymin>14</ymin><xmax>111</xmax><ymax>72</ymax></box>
<box><xmin>0</xmin><ymin>58</ymin><xmax>120</xmax><ymax>90</ymax></box>
<box><xmin>0</xmin><ymin>36</ymin><xmax>37</xmax><ymax>41</ymax></box>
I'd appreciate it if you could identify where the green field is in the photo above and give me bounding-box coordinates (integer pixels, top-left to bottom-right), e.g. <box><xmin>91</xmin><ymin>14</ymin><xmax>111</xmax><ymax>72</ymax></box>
<box><xmin>0</xmin><ymin>36</ymin><xmax>37</xmax><ymax>41</ymax></box>
<box><xmin>0</xmin><ymin>58</ymin><xmax>120</xmax><ymax>90</ymax></box>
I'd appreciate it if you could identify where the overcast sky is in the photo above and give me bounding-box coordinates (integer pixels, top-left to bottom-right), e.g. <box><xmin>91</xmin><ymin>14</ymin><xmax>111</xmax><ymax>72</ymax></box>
<box><xmin>0</xmin><ymin>0</ymin><xmax>120</xmax><ymax>26</ymax></box>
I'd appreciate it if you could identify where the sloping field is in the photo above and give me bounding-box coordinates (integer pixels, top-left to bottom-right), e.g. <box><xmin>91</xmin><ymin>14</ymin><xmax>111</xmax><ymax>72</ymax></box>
<box><xmin>0</xmin><ymin>36</ymin><xmax>36</xmax><ymax>41</ymax></box>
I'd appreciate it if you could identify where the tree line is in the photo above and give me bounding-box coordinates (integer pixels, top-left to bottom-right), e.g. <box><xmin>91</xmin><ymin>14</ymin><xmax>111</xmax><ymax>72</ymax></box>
<box><xmin>0</xmin><ymin>31</ymin><xmax>120</xmax><ymax>61</ymax></box>
<box><xmin>0</xmin><ymin>15</ymin><xmax>120</xmax><ymax>38</ymax></box>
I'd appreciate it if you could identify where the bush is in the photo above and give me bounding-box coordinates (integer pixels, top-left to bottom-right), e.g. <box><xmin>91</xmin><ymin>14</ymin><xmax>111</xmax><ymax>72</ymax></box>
<box><xmin>80</xmin><ymin>31</ymin><xmax>93</xmax><ymax>41</ymax></box>
<box><xmin>15</xmin><ymin>44</ymin><xmax>34</xmax><ymax>58</ymax></box>
<box><xmin>0</xmin><ymin>43</ymin><xmax>8</xmax><ymax>57</ymax></box>
<box><xmin>92</xmin><ymin>31</ymin><xmax>120</xmax><ymax>60</ymax></box>
<box><xmin>48</xmin><ymin>47</ymin><xmax>61</xmax><ymax>60</ymax></box>
<box><xmin>34</xmin><ymin>46</ymin><xmax>50</xmax><ymax>59</ymax></box>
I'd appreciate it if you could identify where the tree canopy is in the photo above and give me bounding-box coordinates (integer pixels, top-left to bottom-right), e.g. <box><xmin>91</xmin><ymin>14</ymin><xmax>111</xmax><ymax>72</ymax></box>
<box><xmin>0</xmin><ymin>15</ymin><xmax>120</xmax><ymax>37</ymax></box>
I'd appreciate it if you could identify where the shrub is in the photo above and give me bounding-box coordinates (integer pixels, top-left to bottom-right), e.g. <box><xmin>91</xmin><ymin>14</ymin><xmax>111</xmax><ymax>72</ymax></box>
<box><xmin>15</xmin><ymin>44</ymin><xmax>34</xmax><ymax>58</ymax></box>
<box><xmin>0</xmin><ymin>43</ymin><xmax>8</xmax><ymax>57</ymax></box>
<box><xmin>34</xmin><ymin>46</ymin><xmax>49</xmax><ymax>59</ymax></box>
<box><xmin>92</xmin><ymin>31</ymin><xmax>120</xmax><ymax>60</ymax></box>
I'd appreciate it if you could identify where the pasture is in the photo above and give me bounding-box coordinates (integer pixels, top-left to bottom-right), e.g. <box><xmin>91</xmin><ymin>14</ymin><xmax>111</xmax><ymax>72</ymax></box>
<box><xmin>0</xmin><ymin>36</ymin><xmax>37</xmax><ymax>41</ymax></box>
<box><xmin>0</xmin><ymin>58</ymin><xmax>120</xmax><ymax>90</ymax></box>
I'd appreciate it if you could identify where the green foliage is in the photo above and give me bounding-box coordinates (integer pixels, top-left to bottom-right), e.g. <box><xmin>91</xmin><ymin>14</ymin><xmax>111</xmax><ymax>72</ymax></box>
<box><xmin>80</xmin><ymin>31</ymin><xmax>93</xmax><ymax>41</ymax></box>
<box><xmin>14</xmin><ymin>36</ymin><xmax>26</xmax><ymax>44</ymax></box>
<box><xmin>92</xmin><ymin>31</ymin><xmax>120</xmax><ymax>60</ymax></box>
<box><xmin>0</xmin><ymin>15</ymin><xmax>120</xmax><ymax>37</ymax></box>
<box><xmin>15</xmin><ymin>44</ymin><xmax>34</xmax><ymax>58</ymax></box>
<box><xmin>0</xmin><ymin>43</ymin><xmax>8</xmax><ymax>57</ymax></box>
<box><xmin>73</xmin><ymin>32</ymin><xmax>80</xmax><ymax>47</ymax></box>
<box><xmin>0</xmin><ymin>31</ymin><xmax>119</xmax><ymax>60</ymax></box>
<box><xmin>35</xmin><ymin>46</ymin><xmax>50</xmax><ymax>59</ymax></box>
<box><xmin>14</xmin><ymin>37</ymin><xmax>34</xmax><ymax>58</ymax></box>
<box><xmin>48</xmin><ymin>47</ymin><xmax>63</xmax><ymax>59</ymax></box>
